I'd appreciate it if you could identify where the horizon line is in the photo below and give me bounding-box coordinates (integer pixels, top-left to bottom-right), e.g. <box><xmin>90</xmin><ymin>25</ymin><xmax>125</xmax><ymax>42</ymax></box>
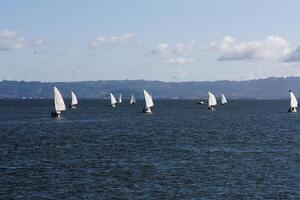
<box><xmin>0</xmin><ymin>76</ymin><xmax>298</xmax><ymax>84</ymax></box>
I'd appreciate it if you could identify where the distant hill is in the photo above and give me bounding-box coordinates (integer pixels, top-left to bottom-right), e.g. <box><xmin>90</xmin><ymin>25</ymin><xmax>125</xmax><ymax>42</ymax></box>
<box><xmin>0</xmin><ymin>77</ymin><xmax>299</xmax><ymax>99</ymax></box>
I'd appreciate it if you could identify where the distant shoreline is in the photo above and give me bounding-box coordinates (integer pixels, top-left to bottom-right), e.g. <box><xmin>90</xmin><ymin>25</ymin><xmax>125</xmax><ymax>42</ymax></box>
<box><xmin>0</xmin><ymin>76</ymin><xmax>299</xmax><ymax>99</ymax></box>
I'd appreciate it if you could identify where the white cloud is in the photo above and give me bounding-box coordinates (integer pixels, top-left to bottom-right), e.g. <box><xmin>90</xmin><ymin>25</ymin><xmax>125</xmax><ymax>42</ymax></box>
<box><xmin>167</xmin><ymin>57</ymin><xmax>194</xmax><ymax>65</ymax></box>
<box><xmin>151</xmin><ymin>41</ymin><xmax>195</xmax><ymax>65</ymax></box>
<box><xmin>206</xmin><ymin>36</ymin><xmax>291</xmax><ymax>61</ymax></box>
<box><xmin>173</xmin><ymin>41</ymin><xmax>195</xmax><ymax>54</ymax></box>
<box><xmin>284</xmin><ymin>45</ymin><xmax>300</xmax><ymax>62</ymax></box>
<box><xmin>207</xmin><ymin>36</ymin><xmax>235</xmax><ymax>52</ymax></box>
<box><xmin>89</xmin><ymin>33</ymin><xmax>135</xmax><ymax>48</ymax></box>
<box><xmin>90</xmin><ymin>37</ymin><xmax>107</xmax><ymax>48</ymax></box>
<box><xmin>172</xmin><ymin>68</ymin><xmax>189</xmax><ymax>80</ymax></box>
<box><xmin>150</xmin><ymin>43</ymin><xmax>170</xmax><ymax>58</ymax></box>
<box><xmin>110</xmin><ymin>33</ymin><xmax>134</xmax><ymax>43</ymax></box>
<box><xmin>0</xmin><ymin>30</ymin><xmax>44</xmax><ymax>51</ymax></box>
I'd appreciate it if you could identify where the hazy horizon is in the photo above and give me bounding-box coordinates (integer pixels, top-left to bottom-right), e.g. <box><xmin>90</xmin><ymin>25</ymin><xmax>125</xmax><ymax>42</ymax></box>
<box><xmin>1</xmin><ymin>75</ymin><xmax>299</xmax><ymax>83</ymax></box>
<box><xmin>1</xmin><ymin>76</ymin><xmax>300</xmax><ymax>100</ymax></box>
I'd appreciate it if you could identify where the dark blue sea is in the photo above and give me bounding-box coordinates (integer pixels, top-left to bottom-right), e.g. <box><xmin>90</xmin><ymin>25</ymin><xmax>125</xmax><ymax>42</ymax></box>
<box><xmin>1</xmin><ymin>99</ymin><xmax>300</xmax><ymax>199</ymax></box>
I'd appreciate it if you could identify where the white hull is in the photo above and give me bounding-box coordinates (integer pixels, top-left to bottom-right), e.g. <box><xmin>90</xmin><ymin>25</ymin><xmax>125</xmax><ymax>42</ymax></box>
<box><xmin>52</xmin><ymin>110</ymin><xmax>61</xmax><ymax>118</ymax></box>
<box><xmin>288</xmin><ymin>107</ymin><xmax>297</xmax><ymax>113</ymax></box>
<box><xmin>143</xmin><ymin>107</ymin><xmax>152</xmax><ymax>113</ymax></box>
<box><xmin>208</xmin><ymin>106</ymin><xmax>216</xmax><ymax>111</ymax></box>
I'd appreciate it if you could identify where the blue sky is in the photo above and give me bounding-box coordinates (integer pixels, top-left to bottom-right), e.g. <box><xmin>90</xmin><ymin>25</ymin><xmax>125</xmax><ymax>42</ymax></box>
<box><xmin>1</xmin><ymin>0</ymin><xmax>300</xmax><ymax>81</ymax></box>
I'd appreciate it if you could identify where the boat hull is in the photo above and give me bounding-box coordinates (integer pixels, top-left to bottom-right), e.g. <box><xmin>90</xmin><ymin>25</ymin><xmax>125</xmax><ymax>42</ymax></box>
<box><xmin>143</xmin><ymin>107</ymin><xmax>152</xmax><ymax>113</ymax></box>
<box><xmin>208</xmin><ymin>106</ymin><xmax>216</xmax><ymax>111</ymax></box>
<box><xmin>288</xmin><ymin>107</ymin><xmax>297</xmax><ymax>113</ymax></box>
<box><xmin>51</xmin><ymin>110</ymin><xmax>61</xmax><ymax>118</ymax></box>
<box><xmin>69</xmin><ymin>105</ymin><xmax>77</xmax><ymax>109</ymax></box>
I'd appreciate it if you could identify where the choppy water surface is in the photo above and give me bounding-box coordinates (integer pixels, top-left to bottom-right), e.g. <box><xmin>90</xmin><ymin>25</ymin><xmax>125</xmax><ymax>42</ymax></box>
<box><xmin>0</xmin><ymin>99</ymin><xmax>300</xmax><ymax>199</ymax></box>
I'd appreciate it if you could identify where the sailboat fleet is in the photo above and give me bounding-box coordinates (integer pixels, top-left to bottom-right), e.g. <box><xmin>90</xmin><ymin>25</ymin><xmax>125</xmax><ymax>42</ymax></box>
<box><xmin>51</xmin><ymin>86</ymin><xmax>156</xmax><ymax>117</ymax></box>
<box><xmin>51</xmin><ymin>86</ymin><xmax>299</xmax><ymax>118</ymax></box>
<box><xmin>51</xmin><ymin>87</ymin><xmax>155</xmax><ymax>117</ymax></box>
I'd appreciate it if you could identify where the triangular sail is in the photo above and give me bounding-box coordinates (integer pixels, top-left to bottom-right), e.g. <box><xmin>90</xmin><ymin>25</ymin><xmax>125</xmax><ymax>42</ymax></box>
<box><xmin>208</xmin><ymin>91</ymin><xmax>217</xmax><ymax>107</ymax></box>
<box><xmin>144</xmin><ymin>89</ymin><xmax>154</xmax><ymax>108</ymax></box>
<box><xmin>221</xmin><ymin>94</ymin><xmax>227</xmax><ymax>104</ymax></box>
<box><xmin>110</xmin><ymin>93</ymin><xmax>117</xmax><ymax>105</ymax></box>
<box><xmin>290</xmin><ymin>91</ymin><xmax>298</xmax><ymax>108</ymax></box>
<box><xmin>71</xmin><ymin>91</ymin><xmax>78</xmax><ymax>106</ymax></box>
<box><xmin>130</xmin><ymin>94</ymin><xmax>136</xmax><ymax>104</ymax></box>
<box><xmin>119</xmin><ymin>94</ymin><xmax>122</xmax><ymax>103</ymax></box>
<box><xmin>54</xmin><ymin>86</ymin><xmax>66</xmax><ymax>112</ymax></box>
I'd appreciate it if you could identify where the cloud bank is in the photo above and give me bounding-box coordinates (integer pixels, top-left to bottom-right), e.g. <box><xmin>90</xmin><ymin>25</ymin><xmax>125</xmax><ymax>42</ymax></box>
<box><xmin>206</xmin><ymin>36</ymin><xmax>291</xmax><ymax>61</ymax></box>
<box><xmin>151</xmin><ymin>41</ymin><xmax>195</xmax><ymax>65</ymax></box>
<box><xmin>89</xmin><ymin>33</ymin><xmax>135</xmax><ymax>48</ymax></box>
<box><xmin>285</xmin><ymin>45</ymin><xmax>300</xmax><ymax>62</ymax></box>
<box><xmin>0</xmin><ymin>30</ymin><xmax>44</xmax><ymax>51</ymax></box>
<box><xmin>167</xmin><ymin>57</ymin><xmax>194</xmax><ymax>65</ymax></box>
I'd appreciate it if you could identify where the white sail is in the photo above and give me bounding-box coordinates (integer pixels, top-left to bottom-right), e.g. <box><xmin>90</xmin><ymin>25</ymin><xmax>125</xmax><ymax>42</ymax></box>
<box><xmin>118</xmin><ymin>94</ymin><xmax>122</xmax><ymax>103</ymax></box>
<box><xmin>290</xmin><ymin>91</ymin><xmax>298</xmax><ymax>108</ymax></box>
<box><xmin>208</xmin><ymin>91</ymin><xmax>217</xmax><ymax>107</ymax></box>
<box><xmin>71</xmin><ymin>91</ymin><xmax>78</xmax><ymax>106</ymax></box>
<box><xmin>221</xmin><ymin>94</ymin><xmax>227</xmax><ymax>104</ymax></box>
<box><xmin>54</xmin><ymin>86</ymin><xmax>66</xmax><ymax>112</ymax></box>
<box><xmin>130</xmin><ymin>94</ymin><xmax>136</xmax><ymax>104</ymax></box>
<box><xmin>144</xmin><ymin>89</ymin><xmax>154</xmax><ymax>108</ymax></box>
<box><xmin>110</xmin><ymin>93</ymin><xmax>117</xmax><ymax>105</ymax></box>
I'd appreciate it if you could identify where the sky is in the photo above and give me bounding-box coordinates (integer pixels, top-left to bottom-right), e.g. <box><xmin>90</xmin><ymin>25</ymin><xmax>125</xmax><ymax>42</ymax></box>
<box><xmin>1</xmin><ymin>0</ymin><xmax>300</xmax><ymax>82</ymax></box>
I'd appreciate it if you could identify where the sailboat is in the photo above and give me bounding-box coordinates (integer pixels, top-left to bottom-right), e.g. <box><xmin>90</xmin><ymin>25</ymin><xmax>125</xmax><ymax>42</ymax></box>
<box><xmin>70</xmin><ymin>91</ymin><xmax>78</xmax><ymax>108</ymax></box>
<box><xmin>288</xmin><ymin>90</ymin><xmax>298</xmax><ymax>113</ymax></box>
<box><xmin>130</xmin><ymin>94</ymin><xmax>136</xmax><ymax>105</ymax></box>
<box><xmin>118</xmin><ymin>94</ymin><xmax>122</xmax><ymax>103</ymax></box>
<box><xmin>52</xmin><ymin>86</ymin><xmax>66</xmax><ymax>118</ymax></box>
<box><xmin>197</xmin><ymin>98</ymin><xmax>205</xmax><ymax>105</ymax></box>
<box><xmin>208</xmin><ymin>91</ymin><xmax>217</xmax><ymax>110</ymax></box>
<box><xmin>143</xmin><ymin>89</ymin><xmax>154</xmax><ymax>113</ymax></box>
<box><xmin>221</xmin><ymin>94</ymin><xmax>227</xmax><ymax>105</ymax></box>
<box><xmin>110</xmin><ymin>93</ymin><xmax>117</xmax><ymax>107</ymax></box>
